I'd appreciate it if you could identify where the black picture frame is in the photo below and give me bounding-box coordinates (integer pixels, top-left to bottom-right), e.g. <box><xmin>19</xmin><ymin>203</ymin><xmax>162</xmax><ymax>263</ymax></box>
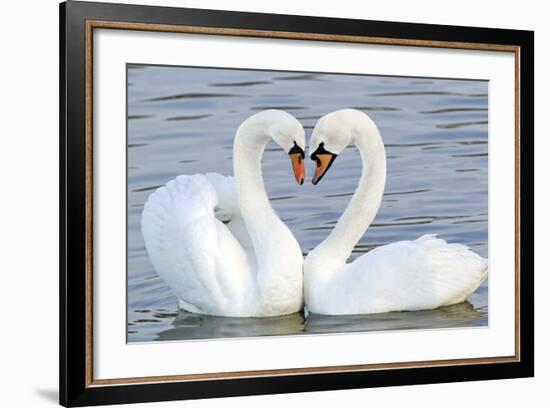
<box><xmin>60</xmin><ymin>1</ymin><xmax>534</xmax><ymax>406</ymax></box>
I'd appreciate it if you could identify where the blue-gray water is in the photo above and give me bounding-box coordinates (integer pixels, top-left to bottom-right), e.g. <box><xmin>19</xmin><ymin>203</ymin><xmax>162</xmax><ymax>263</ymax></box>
<box><xmin>127</xmin><ymin>65</ymin><xmax>488</xmax><ymax>343</ymax></box>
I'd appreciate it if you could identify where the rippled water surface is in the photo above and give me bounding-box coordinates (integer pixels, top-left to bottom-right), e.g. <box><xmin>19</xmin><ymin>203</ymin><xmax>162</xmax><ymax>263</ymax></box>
<box><xmin>127</xmin><ymin>65</ymin><xmax>489</xmax><ymax>342</ymax></box>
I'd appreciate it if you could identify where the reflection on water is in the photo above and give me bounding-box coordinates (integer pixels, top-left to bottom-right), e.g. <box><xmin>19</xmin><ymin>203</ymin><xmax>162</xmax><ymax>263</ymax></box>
<box><xmin>127</xmin><ymin>65</ymin><xmax>489</xmax><ymax>343</ymax></box>
<box><xmin>306</xmin><ymin>301</ymin><xmax>486</xmax><ymax>335</ymax></box>
<box><xmin>158</xmin><ymin>311</ymin><xmax>306</xmax><ymax>341</ymax></box>
<box><xmin>154</xmin><ymin>298</ymin><xmax>487</xmax><ymax>342</ymax></box>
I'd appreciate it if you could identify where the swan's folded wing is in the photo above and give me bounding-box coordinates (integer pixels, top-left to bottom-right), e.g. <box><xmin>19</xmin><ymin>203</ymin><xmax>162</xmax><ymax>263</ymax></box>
<box><xmin>204</xmin><ymin>172</ymin><xmax>238</xmax><ymax>223</ymax></box>
<box><xmin>140</xmin><ymin>174</ymin><xmax>251</xmax><ymax>314</ymax></box>
<box><xmin>414</xmin><ymin>235</ymin><xmax>488</xmax><ymax>306</ymax></box>
<box><xmin>338</xmin><ymin>235</ymin><xmax>488</xmax><ymax>313</ymax></box>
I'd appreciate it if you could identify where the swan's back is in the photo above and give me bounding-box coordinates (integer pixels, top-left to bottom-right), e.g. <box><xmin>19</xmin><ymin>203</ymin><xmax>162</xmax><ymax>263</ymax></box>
<box><xmin>141</xmin><ymin>173</ymin><xmax>253</xmax><ymax>316</ymax></box>
<box><xmin>309</xmin><ymin>235</ymin><xmax>488</xmax><ymax>315</ymax></box>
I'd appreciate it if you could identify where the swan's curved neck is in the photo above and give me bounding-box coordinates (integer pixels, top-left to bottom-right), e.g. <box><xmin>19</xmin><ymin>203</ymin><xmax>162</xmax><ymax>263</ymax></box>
<box><xmin>232</xmin><ymin>115</ymin><xmax>297</xmax><ymax>299</ymax></box>
<box><xmin>319</xmin><ymin>120</ymin><xmax>386</xmax><ymax>262</ymax></box>
<box><xmin>233</xmin><ymin>116</ymin><xmax>278</xmax><ymax>235</ymax></box>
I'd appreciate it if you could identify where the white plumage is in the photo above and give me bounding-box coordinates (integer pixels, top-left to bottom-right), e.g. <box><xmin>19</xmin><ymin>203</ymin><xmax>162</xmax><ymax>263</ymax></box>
<box><xmin>306</xmin><ymin>234</ymin><xmax>487</xmax><ymax>315</ymax></box>
<box><xmin>141</xmin><ymin>110</ymin><xmax>305</xmax><ymax>317</ymax></box>
<box><xmin>305</xmin><ymin>109</ymin><xmax>488</xmax><ymax>315</ymax></box>
<box><xmin>142</xmin><ymin>174</ymin><xmax>251</xmax><ymax>315</ymax></box>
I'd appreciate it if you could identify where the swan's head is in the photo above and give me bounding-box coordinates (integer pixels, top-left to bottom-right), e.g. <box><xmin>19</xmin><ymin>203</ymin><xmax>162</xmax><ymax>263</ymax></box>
<box><xmin>264</xmin><ymin>110</ymin><xmax>306</xmax><ymax>185</ymax></box>
<box><xmin>309</xmin><ymin>109</ymin><xmax>359</xmax><ymax>185</ymax></box>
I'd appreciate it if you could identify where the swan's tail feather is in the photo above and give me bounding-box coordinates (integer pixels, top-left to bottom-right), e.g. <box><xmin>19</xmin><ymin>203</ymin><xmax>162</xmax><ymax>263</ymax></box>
<box><xmin>414</xmin><ymin>235</ymin><xmax>488</xmax><ymax>307</ymax></box>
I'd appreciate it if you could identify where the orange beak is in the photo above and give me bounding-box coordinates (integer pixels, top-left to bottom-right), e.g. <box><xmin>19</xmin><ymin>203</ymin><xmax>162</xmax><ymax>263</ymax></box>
<box><xmin>311</xmin><ymin>153</ymin><xmax>337</xmax><ymax>185</ymax></box>
<box><xmin>289</xmin><ymin>152</ymin><xmax>305</xmax><ymax>185</ymax></box>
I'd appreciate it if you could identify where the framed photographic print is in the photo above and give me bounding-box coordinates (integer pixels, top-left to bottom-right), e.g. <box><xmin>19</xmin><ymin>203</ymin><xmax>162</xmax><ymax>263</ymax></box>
<box><xmin>60</xmin><ymin>1</ymin><xmax>534</xmax><ymax>406</ymax></box>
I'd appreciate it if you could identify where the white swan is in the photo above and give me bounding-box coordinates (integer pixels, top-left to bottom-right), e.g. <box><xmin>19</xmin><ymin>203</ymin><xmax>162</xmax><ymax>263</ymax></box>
<box><xmin>141</xmin><ymin>110</ymin><xmax>306</xmax><ymax>317</ymax></box>
<box><xmin>304</xmin><ymin>109</ymin><xmax>488</xmax><ymax>315</ymax></box>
